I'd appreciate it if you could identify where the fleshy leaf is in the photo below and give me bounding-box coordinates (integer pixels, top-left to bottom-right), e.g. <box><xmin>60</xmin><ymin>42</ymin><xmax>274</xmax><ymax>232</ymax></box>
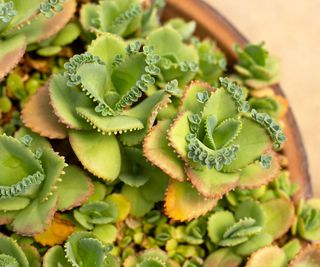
<box><xmin>204</xmin><ymin>248</ymin><xmax>242</xmax><ymax>267</ymax></box>
<box><xmin>164</xmin><ymin>180</ymin><xmax>217</xmax><ymax>221</ymax></box>
<box><xmin>49</xmin><ymin>74</ymin><xmax>94</xmax><ymax>129</ymax></box>
<box><xmin>235</xmin><ymin>233</ymin><xmax>273</xmax><ymax>256</ymax></box>
<box><xmin>121</xmin><ymin>184</ymin><xmax>154</xmax><ymax>217</ymax></box>
<box><xmin>34</xmin><ymin>214</ymin><xmax>74</xmax><ymax>246</ymax></box>
<box><xmin>289</xmin><ymin>244</ymin><xmax>320</xmax><ymax>267</ymax></box>
<box><xmin>69</xmin><ymin>130</ymin><xmax>121</xmax><ymax>181</ymax></box>
<box><xmin>0</xmin><ymin>235</ymin><xmax>29</xmax><ymax>267</ymax></box>
<box><xmin>186</xmin><ymin>165</ymin><xmax>239</xmax><ymax>198</ymax></box>
<box><xmin>43</xmin><ymin>246</ymin><xmax>72</xmax><ymax>267</ymax></box>
<box><xmin>0</xmin><ymin>34</ymin><xmax>26</xmax><ymax>81</ymax></box>
<box><xmin>143</xmin><ymin>120</ymin><xmax>187</xmax><ymax>182</ymax></box>
<box><xmin>22</xmin><ymin>85</ymin><xmax>68</xmax><ymax>139</ymax></box>
<box><xmin>57</xmin><ymin>165</ymin><xmax>93</xmax><ymax>211</ymax></box>
<box><xmin>245</xmin><ymin>246</ymin><xmax>287</xmax><ymax>267</ymax></box>
<box><xmin>235</xmin><ymin>200</ymin><xmax>266</xmax><ymax>227</ymax></box>
<box><xmin>207</xmin><ymin>211</ymin><xmax>235</xmax><ymax>244</ymax></box>
<box><xmin>106</xmin><ymin>193</ymin><xmax>131</xmax><ymax>222</ymax></box>
<box><xmin>262</xmin><ymin>198</ymin><xmax>295</xmax><ymax>240</ymax></box>
<box><xmin>239</xmin><ymin>150</ymin><xmax>280</xmax><ymax>188</ymax></box>
<box><xmin>76</xmin><ymin>106</ymin><xmax>144</xmax><ymax>135</ymax></box>
<box><xmin>12</xmin><ymin>194</ymin><xmax>58</xmax><ymax>236</ymax></box>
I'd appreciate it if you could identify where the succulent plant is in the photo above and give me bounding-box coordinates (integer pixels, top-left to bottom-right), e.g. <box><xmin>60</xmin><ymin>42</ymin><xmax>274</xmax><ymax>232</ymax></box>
<box><xmin>0</xmin><ymin>128</ymin><xmax>92</xmax><ymax>235</ymax></box>
<box><xmin>0</xmin><ymin>234</ymin><xmax>41</xmax><ymax>267</ymax></box>
<box><xmin>234</xmin><ymin>43</ymin><xmax>280</xmax><ymax>89</ymax></box>
<box><xmin>292</xmin><ymin>198</ymin><xmax>320</xmax><ymax>241</ymax></box>
<box><xmin>144</xmin><ymin>77</ymin><xmax>286</xmax><ymax>220</ymax></box>
<box><xmin>43</xmin><ymin>231</ymin><xmax>118</xmax><ymax>267</ymax></box>
<box><xmin>79</xmin><ymin>0</ymin><xmax>165</xmax><ymax>39</ymax></box>
<box><xmin>0</xmin><ymin>0</ymin><xmax>76</xmax><ymax>80</ymax></box>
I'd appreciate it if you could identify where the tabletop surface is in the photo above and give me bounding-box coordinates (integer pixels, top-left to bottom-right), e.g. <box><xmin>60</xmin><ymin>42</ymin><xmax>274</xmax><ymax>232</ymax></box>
<box><xmin>205</xmin><ymin>0</ymin><xmax>320</xmax><ymax>196</ymax></box>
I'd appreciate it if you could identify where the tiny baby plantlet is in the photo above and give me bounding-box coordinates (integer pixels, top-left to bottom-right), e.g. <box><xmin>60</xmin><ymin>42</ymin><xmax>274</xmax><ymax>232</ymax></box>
<box><xmin>0</xmin><ymin>0</ymin><xmax>76</xmax><ymax>80</ymax></box>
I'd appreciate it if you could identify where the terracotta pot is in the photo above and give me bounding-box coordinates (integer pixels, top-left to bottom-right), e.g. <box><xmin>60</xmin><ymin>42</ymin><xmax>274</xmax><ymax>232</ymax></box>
<box><xmin>162</xmin><ymin>0</ymin><xmax>312</xmax><ymax>199</ymax></box>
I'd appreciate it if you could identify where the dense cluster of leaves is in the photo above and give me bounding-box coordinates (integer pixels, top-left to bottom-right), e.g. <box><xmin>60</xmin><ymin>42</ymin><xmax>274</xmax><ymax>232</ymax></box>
<box><xmin>0</xmin><ymin>0</ymin><xmax>319</xmax><ymax>266</ymax></box>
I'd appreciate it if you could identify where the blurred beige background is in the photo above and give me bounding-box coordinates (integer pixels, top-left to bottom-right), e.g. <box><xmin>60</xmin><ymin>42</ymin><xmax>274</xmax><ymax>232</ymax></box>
<box><xmin>205</xmin><ymin>0</ymin><xmax>320</xmax><ymax>196</ymax></box>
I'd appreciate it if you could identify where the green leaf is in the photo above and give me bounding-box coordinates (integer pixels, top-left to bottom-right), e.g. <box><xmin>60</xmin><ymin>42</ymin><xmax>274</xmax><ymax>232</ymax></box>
<box><xmin>207</xmin><ymin>211</ymin><xmax>235</xmax><ymax>244</ymax></box>
<box><xmin>69</xmin><ymin>130</ymin><xmax>121</xmax><ymax>181</ymax></box>
<box><xmin>49</xmin><ymin>74</ymin><xmax>94</xmax><ymax>129</ymax></box>
<box><xmin>12</xmin><ymin>194</ymin><xmax>58</xmax><ymax>235</ymax></box>
<box><xmin>0</xmin><ymin>197</ymin><xmax>30</xmax><ymax>211</ymax></box>
<box><xmin>52</xmin><ymin>22</ymin><xmax>81</xmax><ymax>46</ymax></box>
<box><xmin>143</xmin><ymin>120</ymin><xmax>187</xmax><ymax>182</ymax></box>
<box><xmin>20</xmin><ymin>244</ymin><xmax>41</xmax><ymax>267</ymax></box>
<box><xmin>43</xmin><ymin>245</ymin><xmax>72</xmax><ymax>267</ymax></box>
<box><xmin>213</xmin><ymin>118</ymin><xmax>242</xmax><ymax>148</ymax></box>
<box><xmin>93</xmin><ymin>224</ymin><xmax>117</xmax><ymax>243</ymax></box>
<box><xmin>245</xmin><ymin>246</ymin><xmax>287</xmax><ymax>267</ymax></box>
<box><xmin>57</xmin><ymin>165</ymin><xmax>93</xmax><ymax>211</ymax></box>
<box><xmin>76</xmin><ymin>106</ymin><xmax>144</xmax><ymax>135</ymax></box>
<box><xmin>282</xmin><ymin>239</ymin><xmax>301</xmax><ymax>262</ymax></box>
<box><xmin>36</xmin><ymin>46</ymin><xmax>62</xmax><ymax>57</ymax></box>
<box><xmin>0</xmin><ymin>235</ymin><xmax>29</xmax><ymax>267</ymax></box>
<box><xmin>204</xmin><ymin>248</ymin><xmax>242</xmax><ymax>267</ymax></box>
<box><xmin>235</xmin><ymin>200</ymin><xmax>265</xmax><ymax>227</ymax></box>
<box><xmin>235</xmin><ymin>233</ymin><xmax>273</xmax><ymax>256</ymax></box>
<box><xmin>165</xmin><ymin>180</ymin><xmax>217</xmax><ymax>221</ymax></box>
<box><xmin>262</xmin><ymin>198</ymin><xmax>295</xmax><ymax>240</ymax></box>
<box><xmin>223</xmin><ymin>118</ymin><xmax>270</xmax><ymax>172</ymax></box>
<box><xmin>0</xmin><ymin>34</ymin><xmax>26</xmax><ymax>80</ymax></box>
<box><xmin>121</xmin><ymin>184</ymin><xmax>153</xmax><ymax>217</ymax></box>
<box><xmin>186</xmin><ymin>166</ymin><xmax>239</xmax><ymax>198</ymax></box>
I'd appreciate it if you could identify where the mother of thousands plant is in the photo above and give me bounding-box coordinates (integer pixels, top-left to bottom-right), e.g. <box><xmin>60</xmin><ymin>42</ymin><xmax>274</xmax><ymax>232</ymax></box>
<box><xmin>0</xmin><ymin>0</ymin><xmax>76</xmax><ymax>80</ymax></box>
<box><xmin>0</xmin><ymin>128</ymin><xmax>92</xmax><ymax>235</ymax></box>
<box><xmin>144</xmin><ymin>77</ymin><xmax>286</xmax><ymax>220</ymax></box>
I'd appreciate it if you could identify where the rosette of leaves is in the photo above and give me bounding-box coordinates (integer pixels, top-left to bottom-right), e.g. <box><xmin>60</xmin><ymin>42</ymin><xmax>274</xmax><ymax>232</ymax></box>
<box><xmin>22</xmin><ymin>33</ymin><xmax>172</xmax><ymax>181</ymax></box>
<box><xmin>0</xmin><ymin>0</ymin><xmax>76</xmax><ymax>80</ymax></box>
<box><xmin>192</xmin><ymin>37</ymin><xmax>227</xmax><ymax>85</ymax></box>
<box><xmin>43</xmin><ymin>231</ymin><xmax>118</xmax><ymax>267</ymax></box>
<box><xmin>124</xmin><ymin>248</ymin><xmax>176</xmax><ymax>267</ymax></box>
<box><xmin>292</xmin><ymin>198</ymin><xmax>320</xmax><ymax>241</ymax></box>
<box><xmin>79</xmin><ymin>0</ymin><xmax>165</xmax><ymax>39</ymax></box>
<box><xmin>144</xmin><ymin>77</ymin><xmax>285</xmax><ymax>221</ymax></box>
<box><xmin>0</xmin><ymin>128</ymin><xmax>93</xmax><ymax>235</ymax></box>
<box><xmin>234</xmin><ymin>43</ymin><xmax>280</xmax><ymax>89</ymax></box>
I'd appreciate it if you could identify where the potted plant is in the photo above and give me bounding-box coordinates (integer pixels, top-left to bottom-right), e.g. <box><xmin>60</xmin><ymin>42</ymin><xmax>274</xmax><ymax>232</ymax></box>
<box><xmin>0</xmin><ymin>0</ymin><xmax>318</xmax><ymax>266</ymax></box>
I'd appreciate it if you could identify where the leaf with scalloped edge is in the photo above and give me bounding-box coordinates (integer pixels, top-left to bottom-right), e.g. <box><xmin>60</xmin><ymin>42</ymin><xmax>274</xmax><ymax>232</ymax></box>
<box><xmin>223</xmin><ymin>118</ymin><xmax>271</xmax><ymax>172</ymax></box>
<box><xmin>235</xmin><ymin>233</ymin><xmax>273</xmax><ymax>256</ymax></box>
<box><xmin>65</xmin><ymin>231</ymin><xmax>106</xmax><ymax>267</ymax></box>
<box><xmin>43</xmin><ymin>245</ymin><xmax>72</xmax><ymax>267</ymax></box>
<box><xmin>49</xmin><ymin>74</ymin><xmax>94</xmax><ymax>129</ymax></box>
<box><xmin>289</xmin><ymin>244</ymin><xmax>320</xmax><ymax>267</ymax></box>
<box><xmin>0</xmin><ymin>134</ymin><xmax>43</xmax><ymax>187</ymax></box>
<box><xmin>213</xmin><ymin>118</ymin><xmax>242</xmax><ymax>148</ymax></box>
<box><xmin>76</xmin><ymin>106</ymin><xmax>144</xmax><ymax>135</ymax></box>
<box><xmin>0</xmin><ymin>234</ymin><xmax>29</xmax><ymax>267</ymax></box>
<box><xmin>204</xmin><ymin>248</ymin><xmax>242</xmax><ymax>267</ymax></box>
<box><xmin>164</xmin><ymin>180</ymin><xmax>217</xmax><ymax>221</ymax></box>
<box><xmin>167</xmin><ymin>111</ymin><xmax>190</xmax><ymax>159</ymax></box>
<box><xmin>120</xmin><ymin>91</ymin><xmax>171</xmax><ymax>146</ymax></box>
<box><xmin>57</xmin><ymin>165</ymin><xmax>93</xmax><ymax>211</ymax></box>
<box><xmin>207</xmin><ymin>211</ymin><xmax>236</xmax><ymax>244</ymax></box>
<box><xmin>6</xmin><ymin>0</ymin><xmax>76</xmax><ymax>44</ymax></box>
<box><xmin>202</xmin><ymin>88</ymin><xmax>238</xmax><ymax>124</ymax></box>
<box><xmin>239</xmin><ymin>150</ymin><xmax>280</xmax><ymax>189</ymax></box>
<box><xmin>0</xmin><ymin>34</ymin><xmax>26</xmax><ymax>81</ymax></box>
<box><xmin>245</xmin><ymin>246</ymin><xmax>287</xmax><ymax>267</ymax></box>
<box><xmin>262</xmin><ymin>198</ymin><xmax>295</xmax><ymax>240</ymax></box>
<box><xmin>179</xmin><ymin>81</ymin><xmax>214</xmax><ymax>114</ymax></box>
<box><xmin>22</xmin><ymin>85</ymin><xmax>67</xmax><ymax>139</ymax></box>
<box><xmin>88</xmin><ymin>33</ymin><xmax>126</xmax><ymax>79</ymax></box>
<box><xmin>186</xmin><ymin>165</ymin><xmax>239</xmax><ymax>198</ymax></box>
<box><xmin>34</xmin><ymin>214</ymin><xmax>74</xmax><ymax>246</ymax></box>
<box><xmin>11</xmin><ymin>193</ymin><xmax>58</xmax><ymax>236</ymax></box>
<box><xmin>143</xmin><ymin>120</ymin><xmax>187</xmax><ymax>182</ymax></box>
<box><xmin>235</xmin><ymin>200</ymin><xmax>265</xmax><ymax>227</ymax></box>
<box><xmin>37</xmin><ymin>147</ymin><xmax>66</xmax><ymax>201</ymax></box>
<box><xmin>69</xmin><ymin>130</ymin><xmax>121</xmax><ymax>181</ymax></box>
